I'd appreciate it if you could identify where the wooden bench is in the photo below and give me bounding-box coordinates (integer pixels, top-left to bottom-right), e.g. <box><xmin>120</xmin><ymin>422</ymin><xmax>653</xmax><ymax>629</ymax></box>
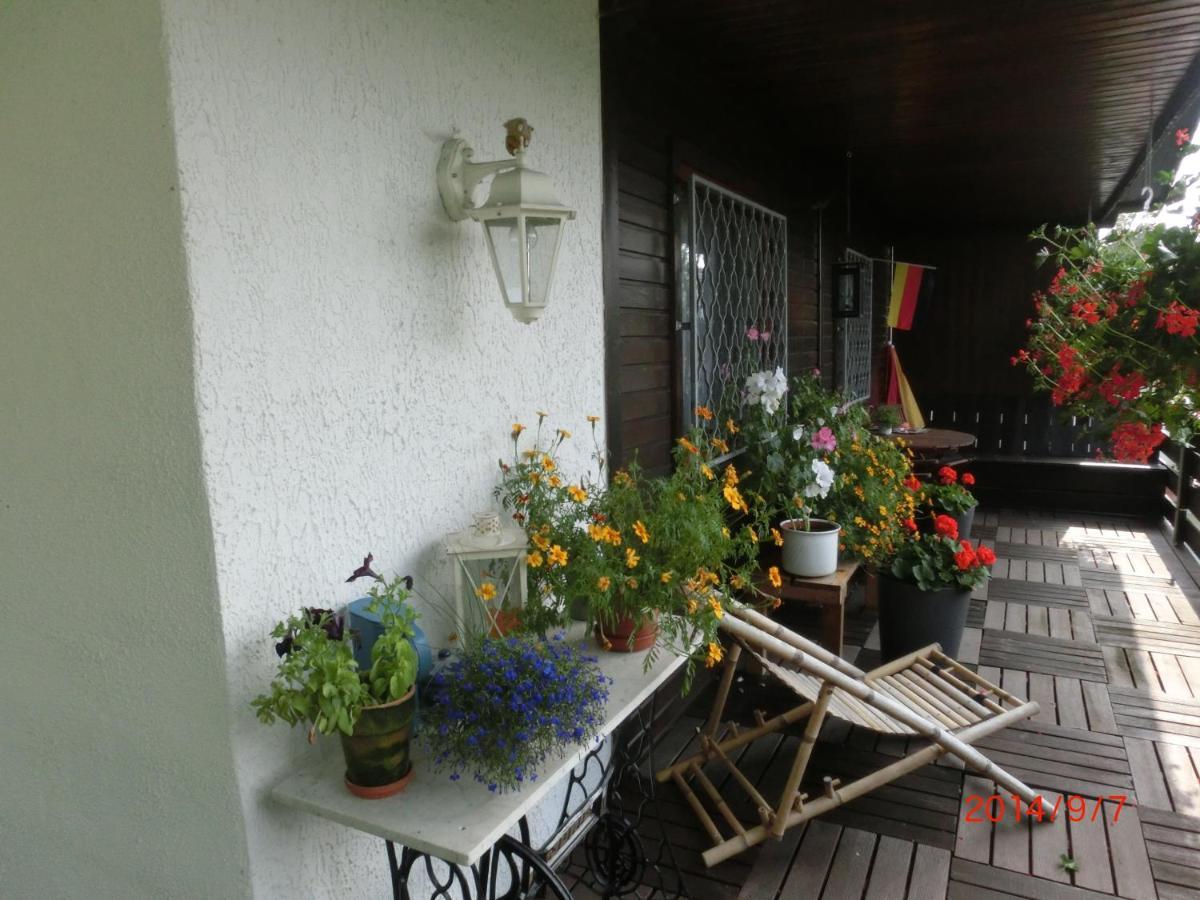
<box><xmin>754</xmin><ymin>550</ymin><xmax>860</xmax><ymax>654</ymax></box>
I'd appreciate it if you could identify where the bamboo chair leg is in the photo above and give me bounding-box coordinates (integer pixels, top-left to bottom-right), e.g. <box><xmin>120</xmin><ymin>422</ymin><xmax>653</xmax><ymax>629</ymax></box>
<box><xmin>771</xmin><ymin>682</ymin><xmax>833</xmax><ymax>838</ymax></box>
<box><xmin>701</xmin><ymin>701</ymin><xmax>1037</xmax><ymax>868</ymax></box>
<box><xmin>703</xmin><ymin>643</ymin><xmax>742</xmax><ymax>738</ymax></box>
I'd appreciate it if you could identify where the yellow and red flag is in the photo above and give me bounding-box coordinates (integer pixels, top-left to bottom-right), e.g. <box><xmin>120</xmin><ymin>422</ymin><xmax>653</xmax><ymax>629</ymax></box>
<box><xmin>887</xmin><ymin>264</ymin><xmax>932</xmax><ymax>330</ymax></box>
<box><xmin>885</xmin><ymin>345</ymin><xmax>926</xmax><ymax>429</ymax></box>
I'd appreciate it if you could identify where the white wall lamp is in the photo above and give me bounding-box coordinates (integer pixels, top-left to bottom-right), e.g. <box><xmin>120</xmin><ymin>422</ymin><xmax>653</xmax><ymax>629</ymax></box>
<box><xmin>437</xmin><ymin>118</ymin><xmax>576</xmax><ymax>323</ymax></box>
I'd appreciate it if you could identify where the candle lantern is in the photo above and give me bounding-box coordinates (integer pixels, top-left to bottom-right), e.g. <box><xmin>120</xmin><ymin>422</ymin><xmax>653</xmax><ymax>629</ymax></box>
<box><xmin>445</xmin><ymin>512</ymin><xmax>528</xmax><ymax>636</ymax></box>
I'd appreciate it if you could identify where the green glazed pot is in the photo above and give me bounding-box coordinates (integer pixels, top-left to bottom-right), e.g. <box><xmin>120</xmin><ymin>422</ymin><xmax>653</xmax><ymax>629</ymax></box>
<box><xmin>339</xmin><ymin>686</ymin><xmax>416</xmax><ymax>799</ymax></box>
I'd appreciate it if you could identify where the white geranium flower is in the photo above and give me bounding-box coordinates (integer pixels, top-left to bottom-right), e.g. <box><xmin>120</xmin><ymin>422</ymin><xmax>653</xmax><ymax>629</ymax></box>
<box><xmin>792</xmin><ymin>425</ymin><xmax>805</xmax><ymax>441</ymax></box>
<box><xmin>803</xmin><ymin>458</ymin><xmax>835</xmax><ymax>499</ymax></box>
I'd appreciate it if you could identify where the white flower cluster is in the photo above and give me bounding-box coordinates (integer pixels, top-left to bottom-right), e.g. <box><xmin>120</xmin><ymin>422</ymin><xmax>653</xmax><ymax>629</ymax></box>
<box><xmin>745</xmin><ymin>367</ymin><xmax>788</xmax><ymax>415</ymax></box>
<box><xmin>804</xmin><ymin>458</ymin><xmax>835</xmax><ymax>499</ymax></box>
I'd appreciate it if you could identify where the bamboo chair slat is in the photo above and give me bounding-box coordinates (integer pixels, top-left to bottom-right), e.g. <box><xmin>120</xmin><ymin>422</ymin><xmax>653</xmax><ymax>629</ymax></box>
<box><xmin>672</xmin><ymin>769</ymin><xmax>722</xmax><ymax>844</ymax></box>
<box><xmin>893</xmin><ymin>670</ymin><xmax>976</xmax><ymax>727</ymax></box>
<box><xmin>878</xmin><ymin>675</ymin><xmax>962</xmax><ymax>728</ymax></box>
<box><xmin>702</xmin><ymin>735</ymin><xmax>773</xmax><ymax>822</ymax></box>
<box><xmin>690</xmin><ymin>763</ymin><xmax>747</xmax><ymax>837</ymax></box>
<box><xmin>909</xmin><ymin>662</ymin><xmax>994</xmax><ymax>719</ymax></box>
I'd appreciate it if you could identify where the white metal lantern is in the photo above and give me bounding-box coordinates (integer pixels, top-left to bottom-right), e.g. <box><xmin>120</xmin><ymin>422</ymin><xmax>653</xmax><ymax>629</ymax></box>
<box><xmin>437</xmin><ymin>118</ymin><xmax>576</xmax><ymax>323</ymax></box>
<box><xmin>445</xmin><ymin>516</ymin><xmax>529</xmax><ymax>636</ymax></box>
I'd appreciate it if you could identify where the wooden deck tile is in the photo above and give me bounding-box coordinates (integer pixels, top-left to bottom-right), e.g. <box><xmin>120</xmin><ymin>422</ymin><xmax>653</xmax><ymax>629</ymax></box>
<box><xmin>972</xmin><ymin>720</ymin><xmax>1134</xmax><ymax>799</ymax></box>
<box><xmin>979</xmin><ymin>630</ymin><xmax>1108</xmax><ymax>683</ymax></box>
<box><xmin>1109</xmin><ymin>685</ymin><xmax>1200</xmax><ymax>748</ymax></box>
<box><xmin>1139</xmin><ymin>806</ymin><xmax>1200</xmax><ymax>900</ymax></box>
<box><xmin>995</xmin><ymin>542</ymin><xmax>1078</xmax><ymax>563</ymax></box>
<box><xmin>1093</xmin><ymin>616</ymin><xmax>1200</xmax><ymax>659</ymax></box>
<box><xmin>988</xmin><ymin>579</ymin><xmax>1090</xmax><ymax>610</ymax></box>
<box><xmin>1083</xmin><ymin>568</ymin><xmax>1180</xmax><ymax>593</ymax></box>
<box><xmin>949</xmin><ymin>857</ymin><xmax>1127</xmax><ymax>899</ymax></box>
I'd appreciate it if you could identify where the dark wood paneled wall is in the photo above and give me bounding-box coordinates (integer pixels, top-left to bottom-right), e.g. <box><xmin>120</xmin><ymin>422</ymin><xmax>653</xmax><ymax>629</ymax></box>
<box><xmin>601</xmin><ymin>16</ymin><xmax>872</xmax><ymax>474</ymax></box>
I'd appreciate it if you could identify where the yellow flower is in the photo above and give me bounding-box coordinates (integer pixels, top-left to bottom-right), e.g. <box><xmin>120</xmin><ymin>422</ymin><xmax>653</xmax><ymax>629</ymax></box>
<box><xmin>771</xmin><ymin>527</ymin><xmax>784</xmax><ymax>546</ymax></box>
<box><xmin>532</xmin><ymin>532</ymin><xmax>550</xmax><ymax>550</ymax></box>
<box><xmin>548</xmin><ymin>544</ymin><xmax>568</xmax><ymax>566</ymax></box>
<box><xmin>511</xmin><ymin>423</ymin><xmax>525</xmax><ymax>437</ymax></box>
<box><xmin>660</xmin><ymin>571</ymin><xmax>674</xmax><ymax>584</ymax></box>
<box><xmin>723</xmin><ymin>483</ymin><xmax>749</xmax><ymax>513</ymax></box>
<box><xmin>625</xmin><ymin>577</ymin><xmax>638</xmax><ymax>589</ymax></box>
<box><xmin>695</xmin><ymin>405</ymin><xmax>714</xmax><ymax>421</ymax></box>
<box><xmin>726</xmin><ymin>418</ymin><xmax>740</xmax><ymax>435</ymax></box>
<box><xmin>613</xmin><ymin>470</ymin><xmax>633</xmax><ymax>486</ymax></box>
<box><xmin>768</xmin><ymin>566</ymin><xmax>782</xmax><ymax>589</ymax></box>
<box><xmin>548</xmin><ymin>475</ymin><xmax>562</xmax><ymax>488</ymax></box>
<box><xmin>597</xmin><ymin>576</ymin><xmax>611</xmax><ymax>591</ymax></box>
<box><xmin>625</xmin><ymin>547</ymin><xmax>640</xmax><ymax>568</ymax></box>
<box><xmin>529</xmin><ymin>472</ymin><xmax>542</xmax><ymax>485</ymax></box>
<box><xmin>475</xmin><ymin>581</ymin><xmax>497</xmax><ymax>602</ymax></box>
<box><xmin>633</xmin><ymin>520</ymin><xmax>650</xmax><ymax>544</ymax></box>
<box><xmin>587</xmin><ymin>414</ymin><xmax>600</xmax><ymax>423</ymax></box>
<box><xmin>541</xmin><ymin>455</ymin><xmax>556</xmax><ymax>471</ymax></box>
<box><xmin>522</xmin><ymin>449</ymin><xmax>539</xmax><ymax>460</ymax></box>
<box><xmin>730</xmin><ymin>574</ymin><xmax>744</xmax><ymax>589</ymax></box>
<box><xmin>568</xmin><ymin>484</ymin><xmax>587</xmax><ymax>502</ymax></box>
<box><xmin>722</xmin><ymin>526</ymin><xmax>731</xmax><ymax>538</ymax></box>
<box><xmin>527</xmin><ymin>551</ymin><xmax>544</xmax><ymax>568</ymax></box>
<box><xmin>709</xmin><ymin>597</ymin><xmax>724</xmax><ymax>619</ymax></box>
<box><xmin>711</xmin><ymin>437</ymin><xmax>730</xmax><ymax>454</ymax></box>
<box><xmin>536</xmin><ymin>410</ymin><xmax>549</xmax><ymax>419</ymax></box>
<box><xmin>686</xmin><ymin>598</ymin><xmax>699</xmax><ymax>614</ymax></box>
<box><xmin>678</xmin><ymin>436</ymin><xmax>699</xmax><ymax>455</ymax></box>
<box><xmin>557</xmin><ymin>428</ymin><xmax>572</xmax><ymax>439</ymax></box>
<box><xmin>706</xmin><ymin>641</ymin><xmax>724</xmax><ymax>668</ymax></box>
<box><xmin>747</xmin><ymin>526</ymin><xmax>758</xmax><ymax>542</ymax></box>
<box><xmin>700</xmin><ymin>464</ymin><xmax>715</xmax><ymax>480</ymax></box>
<box><xmin>724</xmin><ymin>464</ymin><xmax>739</xmax><ymax>486</ymax></box>
<box><xmin>878</xmin><ymin>505</ymin><xmax>888</xmax><ymax>517</ymax></box>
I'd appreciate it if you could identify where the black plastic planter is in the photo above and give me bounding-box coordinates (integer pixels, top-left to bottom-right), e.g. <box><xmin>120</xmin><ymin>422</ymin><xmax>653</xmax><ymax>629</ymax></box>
<box><xmin>877</xmin><ymin>574</ymin><xmax>972</xmax><ymax>661</ymax></box>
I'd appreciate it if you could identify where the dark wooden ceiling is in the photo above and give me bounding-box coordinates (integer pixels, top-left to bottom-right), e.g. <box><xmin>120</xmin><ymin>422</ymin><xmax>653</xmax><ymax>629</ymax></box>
<box><xmin>603</xmin><ymin>0</ymin><xmax>1200</xmax><ymax>229</ymax></box>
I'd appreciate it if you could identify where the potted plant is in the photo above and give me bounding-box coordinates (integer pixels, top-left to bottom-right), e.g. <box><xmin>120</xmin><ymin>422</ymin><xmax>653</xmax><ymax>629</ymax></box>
<box><xmin>421</xmin><ymin>633</ymin><xmax>610</xmax><ymax>792</ymax></box>
<box><xmin>822</xmin><ymin>430</ymin><xmax>919</xmax><ymax>567</ymax></box>
<box><xmin>874</xmin><ymin>404</ymin><xmax>902</xmax><ymax>435</ymax></box>
<box><xmin>252</xmin><ymin>557</ymin><xmax>420</xmax><ymax>798</ymax></box>
<box><xmin>920</xmin><ymin>466</ymin><xmax>978</xmax><ymax>539</ymax></box>
<box><xmin>876</xmin><ymin>515</ymin><xmax>995</xmax><ymax>660</ymax></box>
<box><xmin>496</xmin><ymin>412</ymin><xmax>602</xmax><ymax>628</ymax></box>
<box><xmin>565</xmin><ymin>415</ymin><xmax>759</xmax><ymax>676</ymax></box>
<box><xmin>739</xmin><ymin>370</ymin><xmax>842</xmax><ymax>577</ymax></box>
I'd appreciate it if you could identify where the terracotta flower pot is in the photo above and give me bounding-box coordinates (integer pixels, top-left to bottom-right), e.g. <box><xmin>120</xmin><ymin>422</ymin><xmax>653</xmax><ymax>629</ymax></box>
<box><xmin>876</xmin><ymin>574</ymin><xmax>971</xmax><ymax>662</ymax></box>
<box><xmin>489</xmin><ymin>608</ymin><xmax>522</xmax><ymax>638</ymax></box>
<box><xmin>594</xmin><ymin>613</ymin><xmax>659</xmax><ymax>652</ymax></box>
<box><xmin>339</xmin><ymin>686</ymin><xmax>416</xmax><ymax>799</ymax></box>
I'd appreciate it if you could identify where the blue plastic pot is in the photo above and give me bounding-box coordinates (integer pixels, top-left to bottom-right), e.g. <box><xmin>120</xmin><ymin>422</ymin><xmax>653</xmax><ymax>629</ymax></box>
<box><xmin>347</xmin><ymin>596</ymin><xmax>433</xmax><ymax>682</ymax></box>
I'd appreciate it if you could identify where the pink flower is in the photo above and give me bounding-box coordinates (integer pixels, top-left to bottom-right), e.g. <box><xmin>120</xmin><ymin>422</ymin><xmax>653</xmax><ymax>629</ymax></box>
<box><xmin>811</xmin><ymin>426</ymin><xmax>837</xmax><ymax>452</ymax></box>
<box><xmin>759</xmin><ymin>330</ymin><xmax>771</xmax><ymax>342</ymax></box>
<box><xmin>746</xmin><ymin>326</ymin><xmax>760</xmax><ymax>341</ymax></box>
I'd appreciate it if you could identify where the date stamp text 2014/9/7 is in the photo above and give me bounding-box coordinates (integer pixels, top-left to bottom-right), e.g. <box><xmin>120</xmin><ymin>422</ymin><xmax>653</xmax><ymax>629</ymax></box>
<box><xmin>963</xmin><ymin>794</ymin><xmax>1128</xmax><ymax>824</ymax></box>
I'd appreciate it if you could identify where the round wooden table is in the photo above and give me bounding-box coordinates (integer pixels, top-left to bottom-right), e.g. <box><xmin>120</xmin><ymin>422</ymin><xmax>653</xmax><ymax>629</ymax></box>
<box><xmin>890</xmin><ymin>428</ymin><xmax>976</xmax><ymax>471</ymax></box>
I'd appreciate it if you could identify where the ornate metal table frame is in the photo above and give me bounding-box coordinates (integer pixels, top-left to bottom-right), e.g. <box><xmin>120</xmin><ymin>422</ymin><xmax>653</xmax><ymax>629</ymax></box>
<box><xmin>382</xmin><ymin>688</ymin><xmax>688</xmax><ymax>900</ymax></box>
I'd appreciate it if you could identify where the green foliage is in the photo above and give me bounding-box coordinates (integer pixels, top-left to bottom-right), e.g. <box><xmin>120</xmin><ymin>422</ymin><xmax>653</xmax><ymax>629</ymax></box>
<box><xmin>874</xmin><ymin>404</ymin><xmax>903</xmax><ymax>428</ymax></box>
<box><xmin>251</xmin><ymin>570</ymin><xmax>418</xmax><ymax>737</ymax></box>
<box><xmin>885</xmin><ymin>521</ymin><xmax>992</xmax><ymax>592</ymax></box>
<box><xmin>822</xmin><ymin>432</ymin><xmax>920</xmax><ymax>565</ymax></box>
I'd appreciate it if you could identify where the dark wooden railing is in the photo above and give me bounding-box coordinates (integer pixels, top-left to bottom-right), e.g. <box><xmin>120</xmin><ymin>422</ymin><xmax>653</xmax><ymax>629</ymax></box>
<box><xmin>1160</xmin><ymin>440</ymin><xmax>1200</xmax><ymax>560</ymax></box>
<box><xmin>917</xmin><ymin>393</ymin><xmax>1164</xmax><ymax>516</ymax></box>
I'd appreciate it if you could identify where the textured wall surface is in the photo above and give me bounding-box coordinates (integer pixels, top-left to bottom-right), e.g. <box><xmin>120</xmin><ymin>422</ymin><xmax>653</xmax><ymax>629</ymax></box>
<box><xmin>161</xmin><ymin>0</ymin><xmax>604</xmax><ymax>894</ymax></box>
<box><xmin>0</xmin><ymin>2</ymin><xmax>251</xmax><ymax>896</ymax></box>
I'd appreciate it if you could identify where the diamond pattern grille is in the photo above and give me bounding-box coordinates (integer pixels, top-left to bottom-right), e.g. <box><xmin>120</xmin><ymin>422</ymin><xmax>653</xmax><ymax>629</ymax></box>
<box><xmin>836</xmin><ymin>248</ymin><xmax>874</xmax><ymax>403</ymax></box>
<box><xmin>683</xmin><ymin>177</ymin><xmax>787</xmax><ymax>424</ymax></box>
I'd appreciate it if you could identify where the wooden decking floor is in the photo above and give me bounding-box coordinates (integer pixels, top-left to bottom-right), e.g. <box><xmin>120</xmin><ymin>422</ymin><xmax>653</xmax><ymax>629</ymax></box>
<box><xmin>561</xmin><ymin>510</ymin><xmax>1200</xmax><ymax>899</ymax></box>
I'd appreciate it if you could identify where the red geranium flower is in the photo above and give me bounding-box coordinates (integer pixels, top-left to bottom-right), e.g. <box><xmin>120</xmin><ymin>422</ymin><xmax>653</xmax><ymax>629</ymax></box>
<box><xmin>977</xmin><ymin>545</ymin><xmax>997</xmax><ymax>566</ymax></box>
<box><xmin>962</xmin><ymin>473</ymin><xmax>975</xmax><ymax>486</ymax></box>
<box><xmin>1110</xmin><ymin>421</ymin><xmax>1166</xmax><ymax>463</ymax></box>
<box><xmin>1177</xmin><ymin>127</ymin><xmax>1191</xmax><ymax>148</ymax></box>
<box><xmin>903</xmin><ymin>517</ymin><xmax>918</xmax><ymax>534</ymax></box>
<box><xmin>904</xmin><ymin>474</ymin><xmax>922</xmax><ymax>491</ymax></box>
<box><xmin>1156</xmin><ymin>300</ymin><xmax>1199</xmax><ymax>338</ymax></box>
<box><xmin>937</xmin><ymin>466</ymin><xmax>958</xmax><ymax>485</ymax></box>
<box><xmin>934</xmin><ymin>514</ymin><xmax>959</xmax><ymax>539</ymax></box>
<box><xmin>954</xmin><ymin>540</ymin><xmax>978</xmax><ymax>571</ymax></box>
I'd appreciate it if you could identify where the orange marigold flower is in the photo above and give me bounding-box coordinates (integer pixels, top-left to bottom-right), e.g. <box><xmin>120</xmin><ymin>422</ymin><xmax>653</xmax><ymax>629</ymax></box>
<box><xmin>709</xmin><ymin>597</ymin><xmax>724</xmax><ymax>619</ymax></box>
<box><xmin>625</xmin><ymin>547</ymin><xmax>640</xmax><ymax>568</ymax></box>
<box><xmin>597</xmin><ymin>576</ymin><xmax>611</xmax><ymax>591</ymax></box>
<box><xmin>475</xmin><ymin>582</ymin><xmax>497</xmax><ymax>602</ymax></box>
<box><xmin>711</xmin><ymin>437</ymin><xmax>730</xmax><ymax>454</ymax></box>
<box><xmin>695</xmin><ymin>405</ymin><xmax>714</xmax><ymax>421</ymax></box>
<box><xmin>723</xmin><ymin>483</ymin><xmax>749</xmax><ymax>513</ymax></box>
<box><xmin>705</xmin><ymin>641</ymin><xmax>724</xmax><ymax>668</ymax></box>
<box><xmin>678</xmin><ymin>436</ymin><xmax>700</xmax><ymax>455</ymax></box>
<box><xmin>633</xmin><ymin>520</ymin><xmax>650</xmax><ymax>544</ymax></box>
<box><xmin>660</xmin><ymin>571</ymin><xmax>673</xmax><ymax>584</ymax></box>
<box><xmin>771</xmin><ymin>527</ymin><xmax>784</xmax><ymax>546</ymax></box>
<box><xmin>768</xmin><ymin>566</ymin><xmax>782</xmax><ymax>588</ymax></box>
<box><xmin>511</xmin><ymin>423</ymin><xmax>525</xmax><ymax>437</ymax></box>
<box><xmin>725</xmin><ymin>418</ymin><xmax>740</xmax><ymax>435</ymax></box>
<box><xmin>700</xmin><ymin>464</ymin><xmax>715</xmax><ymax>480</ymax></box>
<box><xmin>568</xmin><ymin>484</ymin><xmax>587</xmax><ymax>502</ymax></box>
<box><xmin>548</xmin><ymin>544</ymin><xmax>569</xmax><ymax>566</ymax></box>
<box><xmin>587</xmin><ymin>414</ymin><xmax>601</xmax><ymax>423</ymax></box>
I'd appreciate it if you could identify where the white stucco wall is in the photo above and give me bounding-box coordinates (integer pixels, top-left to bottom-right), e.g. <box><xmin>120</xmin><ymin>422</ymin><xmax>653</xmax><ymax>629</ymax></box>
<box><xmin>160</xmin><ymin>0</ymin><xmax>604</xmax><ymax>895</ymax></box>
<box><xmin>0</xmin><ymin>2</ymin><xmax>250</xmax><ymax>897</ymax></box>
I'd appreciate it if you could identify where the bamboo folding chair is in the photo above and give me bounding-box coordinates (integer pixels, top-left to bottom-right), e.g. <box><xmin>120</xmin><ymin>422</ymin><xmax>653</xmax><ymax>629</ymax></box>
<box><xmin>656</xmin><ymin>604</ymin><xmax>1043</xmax><ymax>867</ymax></box>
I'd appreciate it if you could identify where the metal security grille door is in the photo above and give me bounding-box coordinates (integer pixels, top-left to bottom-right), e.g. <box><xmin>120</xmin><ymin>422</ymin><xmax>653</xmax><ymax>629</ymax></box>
<box><xmin>835</xmin><ymin>248</ymin><xmax>873</xmax><ymax>403</ymax></box>
<box><xmin>679</xmin><ymin>176</ymin><xmax>787</xmax><ymax>428</ymax></box>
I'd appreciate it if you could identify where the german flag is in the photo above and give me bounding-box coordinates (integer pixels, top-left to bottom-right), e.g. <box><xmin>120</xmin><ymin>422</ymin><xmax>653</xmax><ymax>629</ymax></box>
<box><xmin>886</xmin><ymin>264</ymin><xmax>934</xmax><ymax>330</ymax></box>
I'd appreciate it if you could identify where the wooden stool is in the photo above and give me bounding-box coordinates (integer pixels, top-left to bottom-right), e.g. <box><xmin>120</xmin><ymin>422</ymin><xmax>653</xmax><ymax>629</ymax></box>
<box><xmin>755</xmin><ymin>550</ymin><xmax>860</xmax><ymax>655</ymax></box>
